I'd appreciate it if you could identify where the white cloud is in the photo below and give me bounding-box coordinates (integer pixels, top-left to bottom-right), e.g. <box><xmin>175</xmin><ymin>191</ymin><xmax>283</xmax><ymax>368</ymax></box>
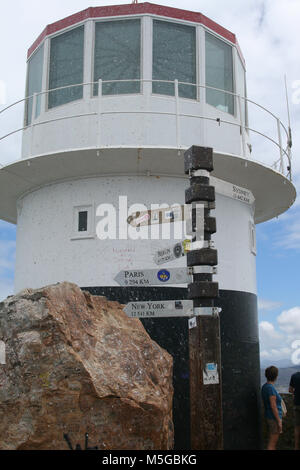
<box><xmin>259</xmin><ymin>304</ymin><xmax>300</xmax><ymax>362</ymax></box>
<box><xmin>0</xmin><ymin>240</ymin><xmax>16</xmax><ymax>274</ymax></box>
<box><xmin>258</xmin><ymin>298</ymin><xmax>282</xmax><ymax>311</ymax></box>
<box><xmin>278</xmin><ymin>306</ymin><xmax>300</xmax><ymax>335</ymax></box>
<box><xmin>260</xmin><ymin>347</ymin><xmax>292</xmax><ymax>361</ymax></box>
<box><xmin>260</xmin><ymin>320</ymin><xmax>282</xmax><ymax>340</ymax></box>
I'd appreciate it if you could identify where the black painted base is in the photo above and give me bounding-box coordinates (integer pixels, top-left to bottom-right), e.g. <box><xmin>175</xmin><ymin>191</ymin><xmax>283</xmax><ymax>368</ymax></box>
<box><xmin>83</xmin><ymin>286</ymin><xmax>262</xmax><ymax>450</ymax></box>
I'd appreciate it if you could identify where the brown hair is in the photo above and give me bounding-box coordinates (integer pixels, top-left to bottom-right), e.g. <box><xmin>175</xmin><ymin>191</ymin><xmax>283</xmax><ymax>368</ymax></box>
<box><xmin>265</xmin><ymin>366</ymin><xmax>279</xmax><ymax>382</ymax></box>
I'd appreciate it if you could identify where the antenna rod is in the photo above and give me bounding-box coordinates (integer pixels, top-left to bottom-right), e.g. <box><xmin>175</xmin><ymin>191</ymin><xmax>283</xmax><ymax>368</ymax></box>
<box><xmin>284</xmin><ymin>74</ymin><xmax>292</xmax><ymax>148</ymax></box>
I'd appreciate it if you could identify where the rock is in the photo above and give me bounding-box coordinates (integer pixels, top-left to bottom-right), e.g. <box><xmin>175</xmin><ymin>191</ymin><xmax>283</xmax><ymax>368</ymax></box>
<box><xmin>0</xmin><ymin>282</ymin><xmax>174</xmax><ymax>450</ymax></box>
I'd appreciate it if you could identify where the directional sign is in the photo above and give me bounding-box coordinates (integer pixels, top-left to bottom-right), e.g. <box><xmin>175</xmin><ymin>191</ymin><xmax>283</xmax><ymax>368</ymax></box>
<box><xmin>114</xmin><ymin>267</ymin><xmax>192</xmax><ymax>286</ymax></box>
<box><xmin>127</xmin><ymin>205</ymin><xmax>185</xmax><ymax>228</ymax></box>
<box><xmin>124</xmin><ymin>300</ymin><xmax>194</xmax><ymax>318</ymax></box>
<box><xmin>127</xmin><ymin>203</ymin><xmax>215</xmax><ymax>228</ymax></box>
<box><xmin>153</xmin><ymin>239</ymin><xmax>191</xmax><ymax>265</ymax></box>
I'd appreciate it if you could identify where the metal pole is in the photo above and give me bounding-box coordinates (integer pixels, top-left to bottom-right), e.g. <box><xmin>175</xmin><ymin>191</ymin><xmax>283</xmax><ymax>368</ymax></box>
<box><xmin>30</xmin><ymin>92</ymin><xmax>37</xmax><ymax>156</ymax></box>
<box><xmin>276</xmin><ymin>117</ymin><xmax>284</xmax><ymax>174</ymax></box>
<box><xmin>97</xmin><ymin>79</ymin><xmax>102</xmax><ymax>148</ymax></box>
<box><xmin>174</xmin><ymin>79</ymin><xmax>181</xmax><ymax>150</ymax></box>
<box><xmin>238</xmin><ymin>94</ymin><xmax>247</xmax><ymax>159</ymax></box>
<box><xmin>184</xmin><ymin>145</ymin><xmax>223</xmax><ymax>450</ymax></box>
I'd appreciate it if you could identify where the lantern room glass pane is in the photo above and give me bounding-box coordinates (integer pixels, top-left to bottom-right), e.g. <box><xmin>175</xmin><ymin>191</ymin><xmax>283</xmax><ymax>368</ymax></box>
<box><xmin>236</xmin><ymin>56</ymin><xmax>248</xmax><ymax>127</ymax></box>
<box><xmin>94</xmin><ymin>19</ymin><xmax>141</xmax><ymax>96</ymax></box>
<box><xmin>48</xmin><ymin>26</ymin><xmax>84</xmax><ymax>108</ymax></box>
<box><xmin>26</xmin><ymin>44</ymin><xmax>44</xmax><ymax>125</ymax></box>
<box><xmin>152</xmin><ymin>20</ymin><xmax>196</xmax><ymax>99</ymax></box>
<box><xmin>205</xmin><ymin>32</ymin><xmax>234</xmax><ymax>114</ymax></box>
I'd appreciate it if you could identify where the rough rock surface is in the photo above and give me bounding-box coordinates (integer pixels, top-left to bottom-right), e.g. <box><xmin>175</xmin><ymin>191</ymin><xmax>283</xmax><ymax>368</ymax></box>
<box><xmin>0</xmin><ymin>282</ymin><xmax>174</xmax><ymax>450</ymax></box>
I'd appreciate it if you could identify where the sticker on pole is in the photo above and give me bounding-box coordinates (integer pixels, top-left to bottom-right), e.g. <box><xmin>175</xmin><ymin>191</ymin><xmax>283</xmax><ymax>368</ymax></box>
<box><xmin>203</xmin><ymin>363</ymin><xmax>219</xmax><ymax>385</ymax></box>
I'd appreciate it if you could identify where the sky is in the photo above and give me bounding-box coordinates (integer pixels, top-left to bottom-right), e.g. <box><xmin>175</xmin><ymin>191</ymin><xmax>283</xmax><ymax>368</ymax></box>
<box><xmin>0</xmin><ymin>0</ymin><xmax>300</xmax><ymax>366</ymax></box>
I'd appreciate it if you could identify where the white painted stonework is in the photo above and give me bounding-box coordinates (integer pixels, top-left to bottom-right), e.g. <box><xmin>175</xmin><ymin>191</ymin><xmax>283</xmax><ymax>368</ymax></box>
<box><xmin>15</xmin><ymin>175</ymin><xmax>256</xmax><ymax>294</ymax></box>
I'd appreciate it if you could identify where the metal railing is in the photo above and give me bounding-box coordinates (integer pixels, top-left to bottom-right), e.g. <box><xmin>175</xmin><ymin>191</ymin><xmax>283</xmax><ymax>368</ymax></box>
<box><xmin>0</xmin><ymin>79</ymin><xmax>292</xmax><ymax>180</ymax></box>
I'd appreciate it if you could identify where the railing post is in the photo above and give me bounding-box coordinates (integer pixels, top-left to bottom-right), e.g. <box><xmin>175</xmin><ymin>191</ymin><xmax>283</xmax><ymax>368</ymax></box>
<box><xmin>174</xmin><ymin>79</ymin><xmax>181</xmax><ymax>150</ymax></box>
<box><xmin>277</xmin><ymin>118</ymin><xmax>284</xmax><ymax>174</ymax></box>
<box><xmin>238</xmin><ymin>94</ymin><xmax>247</xmax><ymax>159</ymax></box>
<box><xmin>97</xmin><ymin>79</ymin><xmax>102</xmax><ymax>148</ymax></box>
<box><xmin>30</xmin><ymin>92</ymin><xmax>37</xmax><ymax>156</ymax></box>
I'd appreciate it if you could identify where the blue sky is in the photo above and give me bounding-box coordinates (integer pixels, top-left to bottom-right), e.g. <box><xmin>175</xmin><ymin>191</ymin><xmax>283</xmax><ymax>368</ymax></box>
<box><xmin>0</xmin><ymin>0</ymin><xmax>300</xmax><ymax>365</ymax></box>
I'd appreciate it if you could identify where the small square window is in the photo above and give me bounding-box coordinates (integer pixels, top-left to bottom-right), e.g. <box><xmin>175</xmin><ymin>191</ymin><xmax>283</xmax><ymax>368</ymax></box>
<box><xmin>72</xmin><ymin>205</ymin><xmax>94</xmax><ymax>240</ymax></box>
<box><xmin>78</xmin><ymin>210</ymin><xmax>88</xmax><ymax>232</ymax></box>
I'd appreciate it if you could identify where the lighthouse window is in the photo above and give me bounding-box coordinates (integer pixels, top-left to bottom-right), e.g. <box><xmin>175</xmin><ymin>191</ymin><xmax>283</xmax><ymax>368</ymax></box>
<box><xmin>25</xmin><ymin>44</ymin><xmax>44</xmax><ymax>125</ymax></box>
<box><xmin>93</xmin><ymin>19</ymin><xmax>141</xmax><ymax>96</ymax></box>
<box><xmin>236</xmin><ymin>56</ymin><xmax>248</xmax><ymax>128</ymax></box>
<box><xmin>205</xmin><ymin>33</ymin><xmax>234</xmax><ymax>114</ymax></box>
<box><xmin>48</xmin><ymin>25</ymin><xmax>84</xmax><ymax>108</ymax></box>
<box><xmin>78</xmin><ymin>211</ymin><xmax>88</xmax><ymax>232</ymax></box>
<box><xmin>152</xmin><ymin>20</ymin><xmax>196</xmax><ymax>99</ymax></box>
<box><xmin>72</xmin><ymin>205</ymin><xmax>94</xmax><ymax>239</ymax></box>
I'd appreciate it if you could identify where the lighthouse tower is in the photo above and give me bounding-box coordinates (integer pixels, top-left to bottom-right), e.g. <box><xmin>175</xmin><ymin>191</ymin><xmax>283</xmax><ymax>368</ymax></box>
<box><xmin>0</xmin><ymin>3</ymin><xmax>295</xmax><ymax>449</ymax></box>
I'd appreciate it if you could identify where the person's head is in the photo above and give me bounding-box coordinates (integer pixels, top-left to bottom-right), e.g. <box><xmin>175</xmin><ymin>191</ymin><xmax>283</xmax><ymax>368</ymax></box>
<box><xmin>265</xmin><ymin>366</ymin><xmax>279</xmax><ymax>382</ymax></box>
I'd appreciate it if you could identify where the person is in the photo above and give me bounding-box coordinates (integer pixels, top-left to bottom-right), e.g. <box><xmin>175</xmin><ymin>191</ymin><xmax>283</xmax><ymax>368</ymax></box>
<box><xmin>289</xmin><ymin>370</ymin><xmax>300</xmax><ymax>450</ymax></box>
<box><xmin>261</xmin><ymin>366</ymin><xmax>283</xmax><ymax>450</ymax></box>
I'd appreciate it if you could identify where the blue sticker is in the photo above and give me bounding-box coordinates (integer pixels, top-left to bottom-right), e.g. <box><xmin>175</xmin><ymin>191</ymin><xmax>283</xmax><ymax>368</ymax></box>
<box><xmin>157</xmin><ymin>269</ymin><xmax>170</xmax><ymax>283</ymax></box>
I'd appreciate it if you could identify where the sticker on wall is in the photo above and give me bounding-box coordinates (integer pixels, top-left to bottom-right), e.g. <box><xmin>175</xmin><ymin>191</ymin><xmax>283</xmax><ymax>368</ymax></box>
<box><xmin>153</xmin><ymin>239</ymin><xmax>191</xmax><ymax>265</ymax></box>
<box><xmin>203</xmin><ymin>363</ymin><xmax>219</xmax><ymax>385</ymax></box>
<box><xmin>127</xmin><ymin>205</ymin><xmax>185</xmax><ymax>227</ymax></box>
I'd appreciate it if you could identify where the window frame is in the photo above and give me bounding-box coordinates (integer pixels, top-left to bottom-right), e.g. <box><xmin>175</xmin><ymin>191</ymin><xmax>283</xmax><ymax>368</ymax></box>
<box><xmin>92</xmin><ymin>17</ymin><xmax>143</xmax><ymax>98</ymax></box>
<box><xmin>25</xmin><ymin>43</ymin><xmax>45</xmax><ymax>126</ymax></box>
<box><xmin>71</xmin><ymin>204</ymin><xmax>95</xmax><ymax>240</ymax></box>
<box><xmin>204</xmin><ymin>30</ymin><xmax>235</xmax><ymax>116</ymax></box>
<box><xmin>235</xmin><ymin>51</ymin><xmax>249</xmax><ymax>130</ymax></box>
<box><xmin>151</xmin><ymin>17</ymin><xmax>198</xmax><ymax>101</ymax></box>
<box><xmin>46</xmin><ymin>23</ymin><xmax>86</xmax><ymax>111</ymax></box>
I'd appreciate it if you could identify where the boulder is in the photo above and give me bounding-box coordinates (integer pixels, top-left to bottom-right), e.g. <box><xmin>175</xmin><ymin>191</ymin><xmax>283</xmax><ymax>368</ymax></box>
<box><xmin>0</xmin><ymin>282</ymin><xmax>174</xmax><ymax>450</ymax></box>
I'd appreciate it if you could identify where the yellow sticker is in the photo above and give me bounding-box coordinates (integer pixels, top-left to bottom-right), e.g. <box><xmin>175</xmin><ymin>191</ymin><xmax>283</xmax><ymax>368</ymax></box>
<box><xmin>182</xmin><ymin>239</ymin><xmax>191</xmax><ymax>253</ymax></box>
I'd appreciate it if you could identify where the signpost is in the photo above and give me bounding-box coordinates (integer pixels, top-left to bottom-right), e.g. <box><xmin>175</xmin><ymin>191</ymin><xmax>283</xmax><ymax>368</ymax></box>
<box><xmin>120</xmin><ymin>145</ymin><xmax>223</xmax><ymax>450</ymax></box>
<box><xmin>184</xmin><ymin>145</ymin><xmax>223</xmax><ymax>450</ymax></box>
<box><xmin>115</xmin><ymin>266</ymin><xmax>217</xmax><ymax>287</ymax></box>
<box><xmin>124</xmin><ymin>300</ymin><xmax>220</xmax><ymax>318</ymax></box>
<box><xmin>115</xmin><ymin>267</ymin><xmax>192</xmax><ymax>286</ymax></box>
<box><xmin>124</xmin><ymin>299</ymin><xmax>194</xmax><ymax>318</ymax></box>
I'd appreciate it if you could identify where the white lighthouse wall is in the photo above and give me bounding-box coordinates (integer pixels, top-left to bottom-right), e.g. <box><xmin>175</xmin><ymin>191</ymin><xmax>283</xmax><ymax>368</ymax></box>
<box><xmin>21</xmin><ymin>92</ymin><xmax>245</xmax><ymax>159</ymax></box>
<box><xmin>14</xmin><ymin>176</ymin><xmax>256</xmax><ymax>295</ymax></box>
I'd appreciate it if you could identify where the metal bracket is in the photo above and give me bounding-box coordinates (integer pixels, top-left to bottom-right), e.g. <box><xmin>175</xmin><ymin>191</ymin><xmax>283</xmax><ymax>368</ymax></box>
<box><xmin>193</xmin><ymin>307</ymin><xmax>222</xmax><ymax>317</ymax></box>
<box><xmin>190</xmin><ymin>266</ymin><xmax>217</xmax><ymax>275</ymax></box>
<box><xmin>189</xmin><ymin>169</ymin><xmax>210</xmax><ymax>178</ymax></box>
<box><xmin>191</xmin><ymin>200</ymin><xmax>216</xmax><ymax>210</ymax></box>
<box><xmin>190</xmin><ymin>240</ymin><xmax>215</xmax><ymax>250</ymax></box>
